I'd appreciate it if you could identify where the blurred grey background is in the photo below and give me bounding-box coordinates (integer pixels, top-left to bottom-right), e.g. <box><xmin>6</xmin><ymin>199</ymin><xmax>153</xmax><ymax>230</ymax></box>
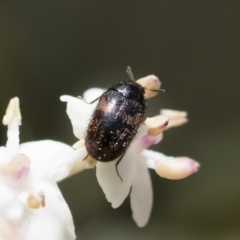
<box><xmin>0</xmin><ymin>1</ymin><xmax>240</xmax><ymax>239</ymax></box>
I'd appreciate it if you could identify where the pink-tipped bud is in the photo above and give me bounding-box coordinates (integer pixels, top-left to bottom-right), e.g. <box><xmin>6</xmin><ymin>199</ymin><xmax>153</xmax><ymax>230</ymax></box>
<box><xmin>155</xmin><ymin>157</ymin><xmax>200</xmax><ymax>180</ymax></box>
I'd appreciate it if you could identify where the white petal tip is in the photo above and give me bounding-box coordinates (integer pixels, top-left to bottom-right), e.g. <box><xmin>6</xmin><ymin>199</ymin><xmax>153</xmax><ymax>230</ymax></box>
<box><xmin>83</xmin><ymin>88</ymin><xmax>104</xmax><ymax>102</ymax></box>
<box><xmin>2</xmin><ymin>97</ymin><xmax>21</xmax><ymax>126</ymax></box>
<box><xmin>60</xmin><ymin>95</ymin><xmax>72</xmax><ymax>102</ymax></box>
<box><xmin>111</xmin><ymin>202</ymin><xmax>121</xmax><ymax>209</ymax></box>
<box><xmin>134</xmin><ymin>220</ymin><xmax>148</xmax><ymax>228</ymax></box>
<box><xmin>155</xmin><ymin>157</ymin><xmax>200</xmax><ymax>180</ymax></box>
<box><xmin>161</xmin><ymin>109</ymin><xmax>187</xmax><ymax>117</ymax></box>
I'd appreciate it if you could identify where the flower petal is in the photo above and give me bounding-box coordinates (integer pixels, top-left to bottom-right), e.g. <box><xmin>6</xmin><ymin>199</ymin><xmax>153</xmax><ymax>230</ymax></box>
<box><xmin>0</xmin><ymin>182</ymin><xmax>27</xmax><ymax>237</ymax></box>
<box><xmin>0</xmin><ymin>147</ymin><xmax>8</xmax><ymax>166</ymax></box>
<box><xmin>130</xmin><ymin>156</ymin><xmax>152</xmax><ymax>227</ymax></box>
<box><xmin>1</xmin><ymin>154</ymin><xmax>31</xmax><ymax>189</ymax></box>
<box><xmin>3</xmin><ymin>97</ymin><xmax>21</xmax><ymax>158</ymax></box>
<box><xmin>96</xmin><ymin>151</ymin><xmax>136</xmax><ymax>208</ymax></box>
<box><xmin>143</xmin><ymin>149</ymin><xmax>200</xmax><ymax>180</ymax></box>
<box><xmin>132</xmin><ymin>125</ymin><xmax>163</xmax><ymax>151</ymax></box>
<box><xmin>0</xmin><ymin>182</ymin><xmax>23</xmax><ymax>214</ymax></box>
<box><xmin>53</xmin><ymin>146</ymin><xmax>87</xmax><ymax>181</ymax></box>
<box><xmin>0</xmin><ymin>217</ymin><xmax>19</xmax><ymax>240</ymax></box>
<box><xmin>21</xmin><ymin>176</ymin><xmax>75</xmax><ymax>240</ymax></box>
<box><xmin>82</xmin><ymin>88</ymin><xmax>105</xmax><ymax>103</ymax></box>
<box><xmin>60</xmin><ymin>95</ymin><xmax>95</xmax><ymax>139</ymax></box>
<box><xmin>19</xmin><ymin>140</ymin><xmax>86</xmax><ymax>180</ymax></box>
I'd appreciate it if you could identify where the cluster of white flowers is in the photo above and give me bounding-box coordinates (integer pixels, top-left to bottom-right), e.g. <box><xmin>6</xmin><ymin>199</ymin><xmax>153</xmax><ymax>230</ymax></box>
<box><xmin>0</xmin><ymin>75</ymin><xmax>199</xmax><ymax>239</ymax></box>
<box><xmin>0</xmin><ymin>98</ymin><xmax>78</xmax><ymax>240</ymax></box>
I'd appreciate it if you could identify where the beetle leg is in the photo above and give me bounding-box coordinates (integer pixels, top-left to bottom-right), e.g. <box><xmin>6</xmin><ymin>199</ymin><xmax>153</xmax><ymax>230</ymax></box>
<box><xmin>115</xmin><ymin>153</ymin><xmax>125</xmax><ymax>182</ymax></box>
<box><xmin>77</xmin><ymin>95</ymin><xmax>100</xmax><ymax>104</ymax></box>
<box><xmin>89</xmin><ymin>97</ymin><xmax>100</xmax><ymax>104</ymax></box>
<box><xmin>83</xmin><ymin>154</ymin><xmax>88</xmax><ymax>160</ymax></box>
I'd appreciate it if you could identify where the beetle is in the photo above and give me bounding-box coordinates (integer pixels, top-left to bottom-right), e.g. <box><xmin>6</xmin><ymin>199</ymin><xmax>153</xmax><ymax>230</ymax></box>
<box><xmin>85</xmin><ymin>67</ymin><xmax>163</xmax><ymax>181</ymax></box>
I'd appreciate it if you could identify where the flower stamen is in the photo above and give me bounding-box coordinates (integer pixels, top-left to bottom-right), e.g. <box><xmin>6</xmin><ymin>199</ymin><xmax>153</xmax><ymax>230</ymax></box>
<box><xmin>145</xmin><ymin>116</ymin><xmax>169</xmax><ymax>136</ymax></box>
<box><xmin>2</xmin><ymin>97</ymin><xmax>21</xmax><ymax>126</ymax></box>
<box><xmin>27</xmin><ymin>191</ymin><xmax>45</xmax><ymax>209</ymax></box>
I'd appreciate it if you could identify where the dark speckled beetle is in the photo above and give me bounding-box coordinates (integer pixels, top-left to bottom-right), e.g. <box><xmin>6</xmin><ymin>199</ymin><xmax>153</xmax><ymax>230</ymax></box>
<box><xmin>85</xmin><ymin>67</ymin><xmax>163</xmax><ymax>181</ymax></box>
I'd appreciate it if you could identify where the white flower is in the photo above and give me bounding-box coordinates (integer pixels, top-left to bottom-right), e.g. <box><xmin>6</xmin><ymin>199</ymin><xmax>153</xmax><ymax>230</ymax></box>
<box><xmin>0</xmin><ymin>97</ymin><xmax>80</xmax><ymax>240</ymax></box>
<box><xmin>61</xmin><ymin>77</ymin><xmax>200</xmax><ymax>227</ymax></box>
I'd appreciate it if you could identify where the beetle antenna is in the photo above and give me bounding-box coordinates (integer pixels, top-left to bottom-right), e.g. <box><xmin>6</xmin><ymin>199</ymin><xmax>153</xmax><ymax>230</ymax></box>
<box><xmin>145</xmin><ymin>88</ymin><xmax>165</xmax><ymax>93</ymax></box>
<box><xmin>126</xmin><ymin>66</ymin><xmax>135</xmax><ymax>81</ymax></box>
